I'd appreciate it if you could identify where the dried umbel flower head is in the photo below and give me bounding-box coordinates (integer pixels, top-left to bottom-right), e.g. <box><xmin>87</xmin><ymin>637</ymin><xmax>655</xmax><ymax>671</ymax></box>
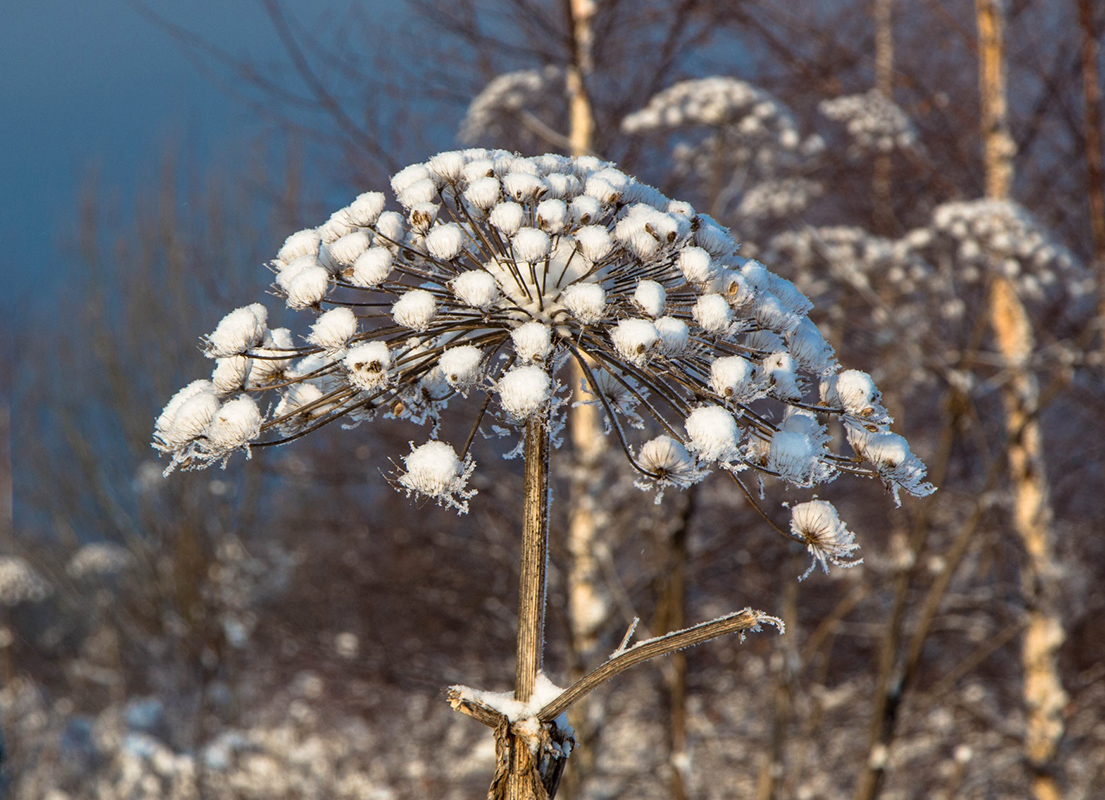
<box><xmin>154</xmin><ymin>150</ymin><xmax>931</xmax><ymax>567</ymax></box>
<box><xmin>789</xmin><ymin>500</ymin><xmax>862</xmax><ymax>580</ymax></box>
<box><xmin>0</xmin><ymin>557</ymin><xmax>51</xmax><ymax>605</ymax></box>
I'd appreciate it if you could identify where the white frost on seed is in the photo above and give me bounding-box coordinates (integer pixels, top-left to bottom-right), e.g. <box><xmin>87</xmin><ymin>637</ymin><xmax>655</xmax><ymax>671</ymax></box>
<box><xmin>347</xmin><ymin>247</ymin><xmax>393</xmax><ymax>288</ymax></box>
<box><xmin>692</xmin><ymin>294</ymin><xmax>732</xmax><ymax>335</ymax></box>
<box><xmin>790</xmin><ymin>500</ymin><xmax>861</xmax><ymax>580</ymax></box>
<box><xmin>655</xmin><ymin>316</ymin><xmax>689</xmax><ymax>356</ymax></box>
<box><xmin>497</xmin><ymin>365</ymin><xmax>552</xmax><ymax>421</ymax></box>
<box><xmin>633</xmin><ymin>280</ymin><xmax>666</xmax><ymax>318</ymax></box>
<box><xmin>344</xmin><ymin>342</ymin><xmax>391</xmax><ymax>391</ymax></box>
<box><xmin>392</xmin><ymin>289</ymin><xmax>437</xmax><ymax>331</ymax></box>
<box><xmin>206</xmin><ymin>396</ymin><xmax>262</xmax><ymax>451</ymax></box>
<box><xmin>612</xmin><ymin>319</ymin><xmax>659</xmax><ymax>367</ymax></box>
<box><xmin>205</xmin><ymin>304</ymin><xmax>268</xmax><ymax>358</ymax></box>
<box><xmin>450</xmin><ymin>270</ymin><xmax>499</xmax><ymax>310</ymax></box>
<box><xmin>685</xmin><ymin>406</ymin><xmax>741</xmax><ymax>463</ymax></box>
<box><xmin>512</xmin><ymin>321</ymin><xmax>553</xmax><ymax>363</ymax></box>
<box><xmin>308</xmin><ymin>307</ymin><xmax>358</xmax><ymax>353</ymax></box>
<box><xmin>398</xmin><ymin>440</ymin><xmax>476</xmax><ymax>514</ymax></box>
<box><xmin>425</xmin><ymin>223</ymin><xmax>466</xmax><ymax>261</ymax></box>
<box><xmin>439</xmin><ymin>345</ymin><xmax>484</xmax><ymax>393</ymax></box>
<box><xmin>560</xmin><ymin>282</ymin><xmax>606</xmax><ymax>324</ymax></box>
<box><xmin>710</xmin><ymin>355</ymin><xmax>759</xmax><ymax>403</ymax></box>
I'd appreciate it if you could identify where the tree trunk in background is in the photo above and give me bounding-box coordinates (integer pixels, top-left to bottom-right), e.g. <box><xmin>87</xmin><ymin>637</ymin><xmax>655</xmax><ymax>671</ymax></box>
<box><xmin>977</xmin><ymin>3</ymin><xmax>1065</xmax><ymax>798</ymax></box>
<box><xmin>563</xmin><ymin>0</ymin><xmax>614</xmax><ymax>793</ymax></box>
<box><xmin>1077</xmin><ymin>0</ymin><xmax>1105</xmax><ymax>333</ymax></box>
<box><xmin>872</xmin><ymin>0</ymin><xmax>896</xmax><ymax>235</ymax></box>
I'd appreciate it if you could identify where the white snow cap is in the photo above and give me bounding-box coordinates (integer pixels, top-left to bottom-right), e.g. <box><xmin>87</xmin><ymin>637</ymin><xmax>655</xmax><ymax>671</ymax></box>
<box><xmin>497</xmin><ymin>365</ymin><xmax>552</xmax><ymax>420</ymax></box>
<box><xmin>345</xmin><ymin>191</ymin><xmax>386</xmax><ymax>227</ymax></box>
<box><xmin>439</xmin><ymin>345</ymin><xmax>484</xmax><ymax>392</ymax></box>
<box><xmin>655</xmin><ymin>316</ymin><xmax>690</xmax><ymax>356</ymax></box>
<box><xmin>490</xmin><ymin>202</ymin><xmax>526</xmax><ymax>236</ymax></box>
<box><xmin>344</xmin><ymin>342</ymin><xmax>391</xmax><ymax>391</ymax></box>
<box><xmin>560</xmin><ymin>282</ymin><xmax>606</xmax><ymax>324</ymax></box>
<box><xmin>575</xmin><ymin>225</ymin><xmax>613</xmax><ymax>262</ymax></box>
<box><xmin>347</xmin><ymin>247</ymin><xmax>393</xmax><ymax>288</ymax></box>
<box><xmin>308</xmin><ymin>307</ymin><xmax>358</xmax><ymax>353</ymax></box>
<box><xmin>634</xmin><ymin>435</ymin><xmax>703</xmax><ymax>502</ymax></box>
<box><xmin>451</xmin><ymin>270</ymin><xmax>499</xmax><ymax>310</ymax></box>
<box><xmin>279</xmin><ymin>260</ymin><xmax>330</xmax><ymax>309</ymax></box>
<box><xmin>790</xmin><ymin>500</ymin><xmax>861</xmax><ymax>579</ymax></box>
<box><xmin>326</xmin><ymin>231</ymin><xmax>373</xmax><ymax>268</ymax></box>
<box><xmin>392</xmin><ymin>289</ymin><xmax>437</xmax><ymax>331</ymax></box>
<box><xmin>710</xmin><ymin>355</ymin><xmax>758</xmax><ymax>402</ymax></box>
<box><xmin>206</xmin><ymin>396</ymin><xmax>262</xmax><ymax>451</ymax></box>
<box><xmin>398</xmin><ymin>440</ymin><xmax>476</xmax><ymax>514</ymax></box>
<box><xmin>465</xmin><ymin>177</ymin><xmax>501</xmax><ymax>210</ymax></box>
<box><xmin>692</xmin><ymin>294</ymin><xmax>732</xmax><ymax>334</ymax></box>
<box><xmin>678</xmin><ymin>247</ymin><xmax>714</xmax><ymax>284</ymax></box>
<box><xmin>634</xmin><ymin>280</ymin><xmax>666</xmax><ymax>318</ymax></box>
<box><xmin>277</xmin><ymin>228</ymin><xmax>321</xmax><ymax>264</ymax></box>
<box><xmin>205</xmin><ymin>304</ymin><xmax>268</xmax><ymax>358</ymax></box>
<box><xmin>155</xmin><ymin>380</ymin><xmax>219</xmax><ymax>447</ymax></box>
<box><xmin>612</xmin><ymin>319</ymin><xmax>659</xmax><ymax>366</ymax></box>
<box><xmin>425</xmin><ymin>223</ymin><xmax>466</xmax><ymax>261</ymax></box>
<box><xmin>685</xmin><ymin>405</ymin><xmax>741</xmax><ymax>463</ymax></box>
<box><xmin>512</xmin><ymin>227</ymin><xmax>551</xmax><ymax>262</ymax></box>
<box><xmin>211</xmin><ymin>356</ymin><xmax>252</xmax><ymax>396</ymax></box>
<box><xmin>511</xmin><ymin>321</ymin><xmax>553</xmax><ymax>363</ymax></box>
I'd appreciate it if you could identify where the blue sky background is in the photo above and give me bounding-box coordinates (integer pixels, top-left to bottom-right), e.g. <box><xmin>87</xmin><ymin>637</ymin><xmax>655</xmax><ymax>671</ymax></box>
<box><xmin>0</xmin><ymin>0</ymin><xmax>400</xmax><ymax>322</ymax></box>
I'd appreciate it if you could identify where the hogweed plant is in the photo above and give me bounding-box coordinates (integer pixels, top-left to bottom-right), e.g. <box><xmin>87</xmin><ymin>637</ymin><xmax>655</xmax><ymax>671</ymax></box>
<box><xmin>153</xmin><ymin>148</ymin><xmax>933</xmax><ymax>798</ymax></box>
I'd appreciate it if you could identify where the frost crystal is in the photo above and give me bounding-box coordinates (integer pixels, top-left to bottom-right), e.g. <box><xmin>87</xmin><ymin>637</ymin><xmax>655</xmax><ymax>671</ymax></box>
<box><xmin>155</xmin><ymin>149</ymin><xmax>931</xmax><ymax>531</ymax></box>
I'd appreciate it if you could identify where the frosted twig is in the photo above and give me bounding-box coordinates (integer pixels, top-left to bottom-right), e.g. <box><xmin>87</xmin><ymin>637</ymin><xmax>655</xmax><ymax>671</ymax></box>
<box><xmin>537</xmin><ymin>608</ymin><xmax>783</xmax><ymax>722</ymax></box>
<box><xmin>612</xmin><ymin>617</ymin><xmax>640</xmax><ymax>657</ymax></box>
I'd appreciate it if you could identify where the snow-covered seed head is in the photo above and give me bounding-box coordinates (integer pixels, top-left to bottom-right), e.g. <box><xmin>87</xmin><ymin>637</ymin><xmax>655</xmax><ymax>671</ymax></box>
<box><xmin>710</xmin><ymin>355</ymin><xmax>758</xmax><ymax>402</ymax></box>
<box><xmin>560</xmin><ymin>282</ymin><xmax>606</xmax><ymax>324</ymax></box>
<box><xmin>763</xmin><ymin>351</ymin><xmax>802</xmax><ymax>401</ymax></box>
<box><xmin>854</xmin><ymin>431</ymin><xmax>935</xmax><ymax>505</ymax></box>
<box><xmin>465</xmin><ymin>177</ymin><xmax>501</xmax><ymax>210</ymax></box>
<box><xmin>277</xmin><ymin>229</ymin><xmax>322</xmax><ymax>265</ymax></box>
<box><xmin>536</xmin><ymin>199</ymin><xmax>569</xmax><ymax>233</ymax></box>
<box><xmin>392</xmin><ymin>289</ymin><xmax>437</xmax><ymax>331</ymax></box>
<box><xmin>308</xmin><ymin>307</ymin><xmax>358</xmax><ymax>353</ymax></box>
<box><xmin>790</xmin><ymin>500</ymin><xmax>862</xmax><ymax>580</ymax></box>
<box><xmin>425</xmin><ymin>223</ymin><xmax>466</xmax><ymax>261</ymax></box>
<box><xmin>397</xmin><ymin>440</ymin><xmax>476</xmax><ymax>514</ymax></box>
<box><xmin>512</xmin><ymin>227</ymin><xmax>551</xmax><ymax>263</ymax></box>
<box><xmin>450</xmin><ymin>270</ymin><xmax>499</xmax><ymax>310</ymax></box>
<box><xmin>612</xmin><ymin>319</ymin><xmax>659</xmax><ymax>366</ymax></box>
<box><xmin>575</xmin><ymin>225</ymin><xmax>613</xmax><ymax>262</ymax></box>
<box><xmin>155</xmin><ymin>381</ymin><xmax>220</xmax><ymax>448</ymax></box>
<box><xmin>570</xmin><ymin>196</ymin><xmax>602</xmax><ymax>225</ymax></box>
<box><xmin>490</xmin><ymin>201</ymin><xmax>526</xmax><ymax>236</ymax></box>
<box><xmin>692</xmin><ymin>293</ymin><xmax>732</xmax><ymax>335</ymax></box>
<box><xmin>634</xmin><ymin>280</ymin><xmax>666</xmax><ymax>318</ymax></box>
<box><xmin>439</xmin><ymin>345</ymin><xmax>484</xmax><ymax>392</ymax></box>
<box><xmin>511</xmin><ymin>321</ymin><xmax>553</xmax><ymax>363</ymax></box>
<box><xmin>205</xmin><ymin>304</ymin><xmax>267</xmax><ymax>358</ymax></box>
<box><xmin>767</xmin><ymin>430</ymin><xmax>817</xmax><ymax>485</ymax></box>
<box><xmin>345</xmin><ymin>192</ymin><xmax>386</xmax><ymax>227</ymax></box>
<box><xmin>206</xmin><ymin>396</ymin><xmax>262</xmax><ymax>451</ymax></box>
<box><xmin>346</xmin><ymin>247</ymin><xmax>393</xmax><ymax>288</ymax></box>
<box><xmin>325</xmin><ymin>231</ymin><xmax>373</xmax><ymax>268</ymax></box>
<box><xmin>678</xmin><ymin>247</ymin><xmax>714</xmax><ymax>284</ymax></box>
<box><xmin>497</xmin><ymin>365</ymin><xmax>553</xmax><ymax>421</ymax></box>
<box><xmin>212</xmin><ymin>356</ymin><xmax>252</xmax><ymax>396</ymax></box>
<box><xmin>634</xmin><ymin>435</ymin><xmax>703</xmax><ymax>502</ymax></box>
<box><xmin>654</xmin><ymin>316</ymin><xmax>690</xmax><ymax>356</ymax></box>
<box><xmin>279</xmin><ymin>260</ymin><xmax>330</xmax><ymax>309</ymax></box>
<box><xmin>344</xmin><ymin>342</ymin><xmax>391</xmax><ymax>391</ymax></box>
<box><xmin>685</xmin><ymin>405</ymin><xmax>741</xmax><ymax>463</ymax></box>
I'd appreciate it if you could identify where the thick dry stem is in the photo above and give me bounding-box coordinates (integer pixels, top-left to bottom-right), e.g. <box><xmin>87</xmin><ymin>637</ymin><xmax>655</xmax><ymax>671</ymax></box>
<box><xmin>516</xmin><ymin>416</ymin><xmax>551</xmax><ymax>704</ymax></box>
